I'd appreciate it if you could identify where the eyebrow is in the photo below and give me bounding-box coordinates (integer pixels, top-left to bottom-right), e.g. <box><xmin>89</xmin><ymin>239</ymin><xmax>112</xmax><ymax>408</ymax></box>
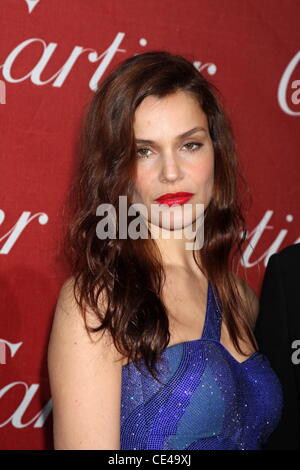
<box><xmin>135</xmin><ymin>126</ymin><xmax>207</xmax><ymax>144</ymax></box>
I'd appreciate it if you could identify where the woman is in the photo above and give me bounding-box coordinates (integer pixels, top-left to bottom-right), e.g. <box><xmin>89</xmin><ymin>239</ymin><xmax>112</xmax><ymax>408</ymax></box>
<box><xmin>47</xmin><ymin>51</ymin><xmax>283</xmax><ymax>450</ymax></box>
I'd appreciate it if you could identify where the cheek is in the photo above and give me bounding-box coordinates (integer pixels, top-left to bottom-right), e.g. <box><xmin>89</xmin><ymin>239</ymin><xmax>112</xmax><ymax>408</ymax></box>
<box><xmin>134</xmin><ymin>169</ymin><xmax>151</xmax><ymax>197</ymax></box>
<box><xmin>193</xmin><ymin>156</ymin><xmax>214</xmax><ymax>186</ymax></box>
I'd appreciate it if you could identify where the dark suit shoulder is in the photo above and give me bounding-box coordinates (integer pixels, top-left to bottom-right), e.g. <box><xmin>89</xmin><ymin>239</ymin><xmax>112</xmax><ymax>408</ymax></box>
<box><xmin>265</xmin><ymin>244</ymin><xmax>300</xmax><ymax>281</ymax></box>
<box><xmin>274</xmin><ymin>243</ymin><xmax>300</xmax><ymax>264</ymax></box>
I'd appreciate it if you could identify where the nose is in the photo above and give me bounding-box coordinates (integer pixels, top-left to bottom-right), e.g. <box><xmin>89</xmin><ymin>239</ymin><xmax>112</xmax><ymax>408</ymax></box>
<box><xmin>159</xmin><ymin>152</ymin><xmax>184</xmax><ymax>184</ymax></box>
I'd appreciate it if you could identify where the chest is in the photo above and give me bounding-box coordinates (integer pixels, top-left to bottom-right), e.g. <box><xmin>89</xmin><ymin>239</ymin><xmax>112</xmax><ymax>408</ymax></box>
<box><xmin>161</xmin><ymin>270</ymin><xmax>256</xmax><ymax>361</ymax></box>
<box><xmin>161</xmin><ymin>270</ymin><xmax>208</xmax><ymax>341</ymax></box>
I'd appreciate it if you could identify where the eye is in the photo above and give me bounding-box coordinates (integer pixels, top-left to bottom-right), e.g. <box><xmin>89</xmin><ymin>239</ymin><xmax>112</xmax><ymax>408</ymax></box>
<box><xmin>183</xmin><ymin>142</ymin><xmax>203</xmax><ymax>152</ymax></box>
<box><xmin>136</xmin><ymin>147</ymin><xmax>153</xmax><ymax>159</ymax></box>
<box><xmin>136</xmin><ymin>142</ymin><xmax>203</xmax><ymax>159</ymax></box>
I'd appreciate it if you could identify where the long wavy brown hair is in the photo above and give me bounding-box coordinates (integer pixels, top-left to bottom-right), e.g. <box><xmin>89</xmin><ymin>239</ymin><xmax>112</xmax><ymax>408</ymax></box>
<box><xmin>59</xmin><ymin>50</ymin><xmax>258</xmax><ymax>384</ymax></box>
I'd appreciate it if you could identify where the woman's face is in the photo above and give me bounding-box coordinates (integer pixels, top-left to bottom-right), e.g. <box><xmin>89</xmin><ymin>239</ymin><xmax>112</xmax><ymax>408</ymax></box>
<box><xmin>132</xmin><ymin>90</ymin><xmax>214</xmax><ymax>233</ymax></box>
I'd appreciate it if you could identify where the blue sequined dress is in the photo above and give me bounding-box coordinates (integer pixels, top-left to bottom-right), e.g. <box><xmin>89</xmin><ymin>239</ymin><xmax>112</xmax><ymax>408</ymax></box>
<box><xmin>120</xmin><ymin>281</ymin><xmax>283</xmax><ymax>450</ymax></box>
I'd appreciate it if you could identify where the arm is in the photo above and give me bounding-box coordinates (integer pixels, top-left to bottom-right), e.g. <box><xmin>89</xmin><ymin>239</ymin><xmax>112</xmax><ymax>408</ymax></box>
<box><xmin>254</xmin><ymin>251</ymin><xmax>300</xmax><ymax>449</ymax></box>
<box><xmin>47</xmin><ymin>277</ymin><xmax>122</xmax><ymax>450</ymax></box>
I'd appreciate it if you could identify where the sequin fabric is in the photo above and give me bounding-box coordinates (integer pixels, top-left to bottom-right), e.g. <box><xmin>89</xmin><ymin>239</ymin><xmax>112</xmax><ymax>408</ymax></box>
<box><xmin>120</xmin><ymin>281</ymin><xmax>284</xmax><ymax>450</ymax></box>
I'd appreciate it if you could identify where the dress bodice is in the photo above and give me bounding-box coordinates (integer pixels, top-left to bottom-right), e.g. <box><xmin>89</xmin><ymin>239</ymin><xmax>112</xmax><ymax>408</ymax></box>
<box><xmin>120</xmin><ymin>281</ymin><xmax>284</xmax><ymax>450</ymax></box>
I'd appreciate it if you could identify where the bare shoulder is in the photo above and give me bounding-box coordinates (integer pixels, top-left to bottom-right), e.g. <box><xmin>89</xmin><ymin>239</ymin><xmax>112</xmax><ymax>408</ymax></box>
<box><xmin>233</xmin><ymin>274</ymin><xmax>259</xmax><ymax>329</ymax></box>
<box><xmin>54</xmin><ymin>276</ymin><xmax>120</xmax><ymax>355</ymax></box>
<box><xmin>47</xmin><ymin>276</ymin><xmax>123</xmax><ymax>449</ymax></box>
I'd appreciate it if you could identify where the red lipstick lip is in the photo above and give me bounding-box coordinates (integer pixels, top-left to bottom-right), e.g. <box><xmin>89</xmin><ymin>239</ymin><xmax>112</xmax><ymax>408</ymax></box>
<box><xmin>155</xmin><ymin>192</ymin><xmax>194</xmax><ymax>202</ymax></box>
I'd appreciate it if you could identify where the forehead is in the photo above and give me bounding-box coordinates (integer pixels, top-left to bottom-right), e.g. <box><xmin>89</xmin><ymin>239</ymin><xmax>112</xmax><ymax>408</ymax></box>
<box><xmin>133</xmin><ymin>90</ymin><xmax>208</xmax><ymax>135</ymax></box>
<box><xmin>134</xmin><ymin>90</ymin><xmax>203</xmax><ymax>116</ymax></box>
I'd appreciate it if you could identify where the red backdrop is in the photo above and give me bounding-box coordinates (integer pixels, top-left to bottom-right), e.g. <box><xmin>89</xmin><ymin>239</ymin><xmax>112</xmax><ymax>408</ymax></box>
<box><xmin>0</xmin><ymin>0</ymin><xmax>299</xmax><ymax>450</ymax></box>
